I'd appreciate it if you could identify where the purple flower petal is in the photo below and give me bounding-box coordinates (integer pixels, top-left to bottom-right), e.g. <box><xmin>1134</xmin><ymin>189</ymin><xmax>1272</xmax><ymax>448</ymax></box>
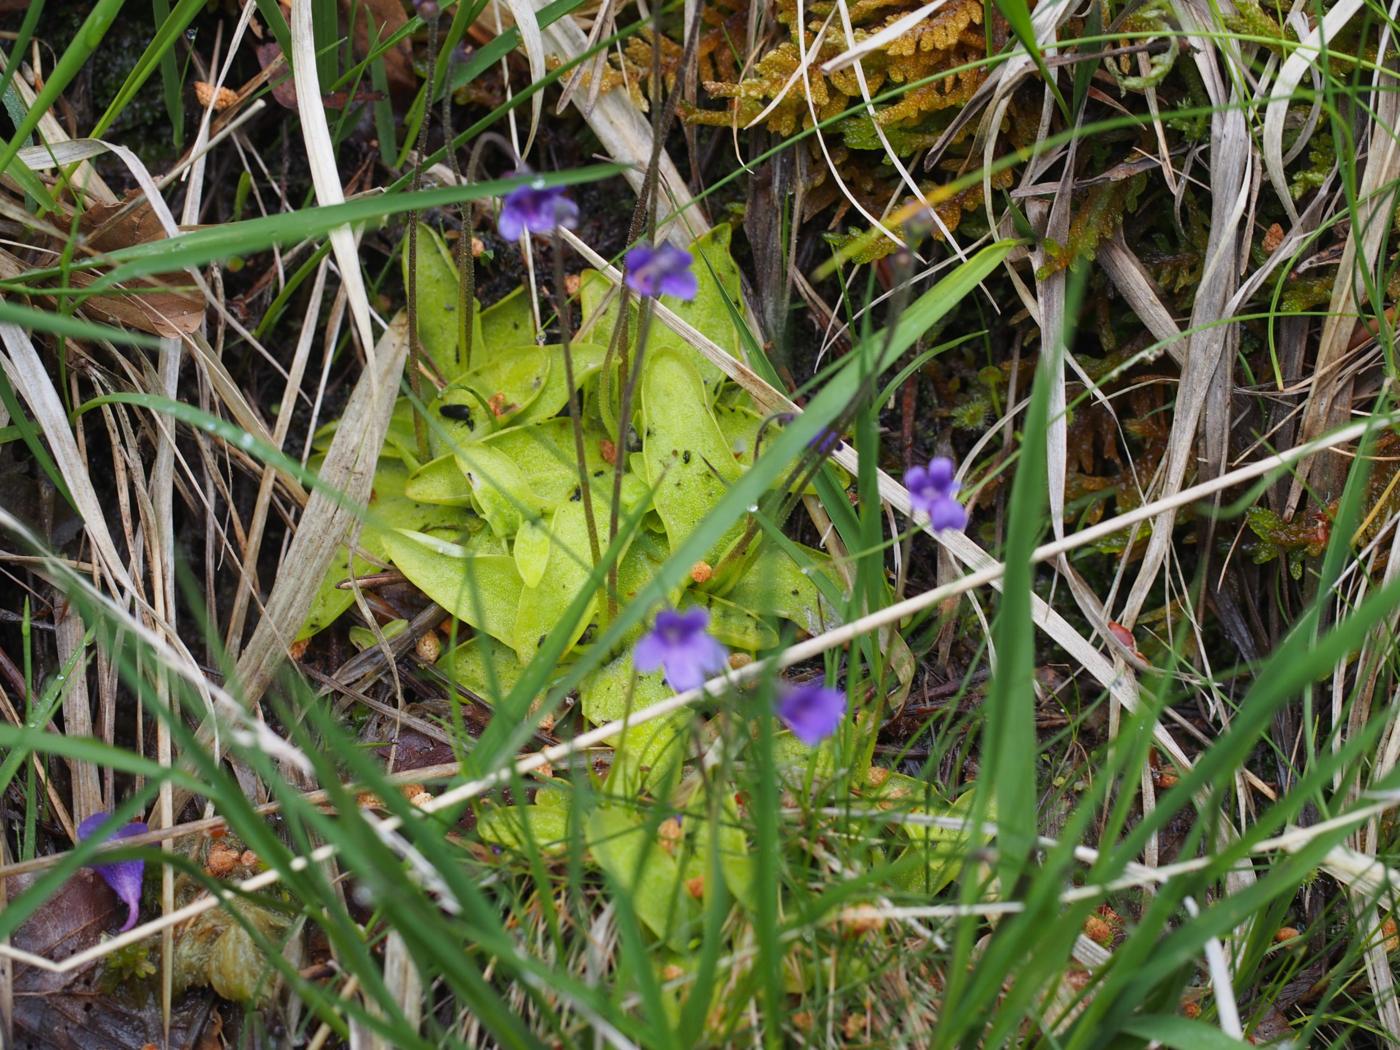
<box><xmin>498</xmin><ymin>180</ymin><xmax>578</xmax><ymax>240</ymax></box>
<box><xmin>928</xmin><ymin>496</ymin><xmax>968</xmax><ymax>533</ymax></box>
<box><xmin>925</xmin><ymin>456</ymin><xmax>956</xmax><ymax>490</ymax></box>
<box><xmin>905</xmin><ymin>465</ymin><xmax>935</xmax><ymax>515</ymax></box>
<box><xmin>809</xmin><ymin>427</ymin><xmax>841</xmax><ymax>455</ymax></box>
<box><xmin>77</xmin><ymin>813</ymin><xmax>147</xmax><ymax>933</ymax></box>
<box><xmin>624</xmin><ymin>244</ymin><xmax>696</xmax><ymax>300</ymax></box>
<box><xmin>658</xmin><ymin>266</ymin><xmax>699</xmax><ymax>301</ymax></box>
<box><xmin>497</xmin><ymin>203</ymin><xmax>525</xmax><ymax>241</ymax></box>
<box><xmin>776</xmin><ymin>681</ymin><xmax>847</xmax><ymax>746</ymax></box>
<box><xmin>632</xmin><ymin>630</ymin><xmax>668</xmax><ymax>675</ymax></box>
<box><xmin>634</xmin><ymin>606</ymin><xmax>729</xmax><ymax>691</ymax></box>
<box><xmin>906</xmin><ymin>457</ymin><xmax>966</xmax><ymax>530</ymax></box>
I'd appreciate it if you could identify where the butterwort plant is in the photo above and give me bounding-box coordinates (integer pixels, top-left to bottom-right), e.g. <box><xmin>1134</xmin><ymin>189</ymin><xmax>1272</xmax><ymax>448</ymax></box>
<box><xmin>906</xmin><ymin>456</ymin><xmax>967</xmax><ymax>532</ymax></box>
<box><xmin>77</xmin><ymin>812</ymin><xmax>148</xmax><ymax>932</ymax></box>
<box><xmin>634</xmin><ymin>607</ymin><xmax>729</xmax><ymax>691</ymax></box>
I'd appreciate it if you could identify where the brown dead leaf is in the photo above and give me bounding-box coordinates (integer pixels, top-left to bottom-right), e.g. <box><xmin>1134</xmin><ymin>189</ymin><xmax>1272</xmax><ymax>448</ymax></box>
<box><xmin>69</xmin><ymin>191</ymin><xmax>205</xmax><ymax>337</ymax></box>
<box><xmin>255</xmin><ymin>43</ymin><xmax>298</xmax><ymax>109</ymax></box>
<box><xmin>68</xmin><ymin>271</ymin><xmax>205</xmax><ymax>338</ymax></box>
<box><xmin>350</xmin><ymin>0</ymin><xmax>417</xmax><ymax>101</ymax></box>
<box><xmin>1248</xmin><ymin>1007</ymin><xmax>1295</xmax><ymax>1044</ymax></box>
<box><xmin>79</xmin><ymin>192</ymin><xmax>168</xmax><ymax>254</ymax></box>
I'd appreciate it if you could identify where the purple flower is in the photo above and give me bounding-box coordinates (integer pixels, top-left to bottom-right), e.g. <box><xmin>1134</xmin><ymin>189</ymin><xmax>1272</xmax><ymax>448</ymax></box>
<box><xmin>776</xmin><ymin>680</ymin><xmax>847</xmax><ymax>745</ymax></box>
<box><xmin>623</xmin><ymin>244</ymin><xmax>697</xmax><ymax>300</ymax></box>
<box><xmin>809</xmin><ymin>427</ymin><xmax>841</xmax><ymax>455</ymax></box>
<box><xmin>498</xmin><ymin>178</ymin><xmax>579</xmax><ymax>240</ymax></box>
<box><xmin>77</xmin><ymin>813</ymin><xmax>147</xmax><ymax>932</ymax></box>
<box><xmin>905</xmin><ymin>456</ymin><xmax>967</xmax><ymax>532</ymax></box>
<box><xmin>634</xmin><ymin>607</ymin><xmax>729</xmax><ymax>691</ymax></box>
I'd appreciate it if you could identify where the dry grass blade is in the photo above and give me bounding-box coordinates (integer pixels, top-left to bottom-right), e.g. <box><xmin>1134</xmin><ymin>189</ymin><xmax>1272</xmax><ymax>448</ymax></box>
<box><xmin>1261</xmin><ymin>0</ymin><xmax>1364</xmax><ymax>222</ymax></box>
<box><xmin>54</xmin><ymin>600</ymin><xmax>101</xmax><ymax>825</ymax></box>
<box><xmin>497</xmin><ymin>0</ymin><xmax>546</xmax><ymax>155</ymax></box>
<box><xmin>289</xmin><ymin>0</ymin><xmax>377</xmax><ymax>360</ymax></box>
<box><xmin>0</xmin><ymin>323</ymin><xmax>137</xmax><ymax>597</ymax></box>
<box><xmin>227</xmin><ymin>314</ymin><xmax>410</xmax><ymax>712</ymax></box>
<box><xmin>1096</xmin><ymin>231</ymin><xmax>1184</xmax><ymax>363</ymax></box>
<box><xmin>1286</xmin><ymin>49</ymin><xmax>1400</xmax><ymax>509</ymax></box>
<box><xmin>542</xmin><ymin>10</ymin><xmax>709</xmax><ymax>240</ymax></box>
<box><xmin>1117</xmin><ymin>0</ymin><xmax>1252</xmax><ymax>629</ymax></box>
<box><xmin>224</xmin><ymin>260</ymin><xmax>329</xmax><ymax>660</ymax></box>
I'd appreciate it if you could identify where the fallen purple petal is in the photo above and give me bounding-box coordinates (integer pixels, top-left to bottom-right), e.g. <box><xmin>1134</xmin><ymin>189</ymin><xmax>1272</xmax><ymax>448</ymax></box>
<box><xmin>77</xmin><ymin>812</ymin><xmax>147</xmax><ymax>933</ymax></box>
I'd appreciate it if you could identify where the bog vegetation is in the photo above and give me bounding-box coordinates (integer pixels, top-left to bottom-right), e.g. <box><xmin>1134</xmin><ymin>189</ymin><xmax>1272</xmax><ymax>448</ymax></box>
<box><xmin>3</xmin><ymin>0</ymin><xmax>1400</xmax><ymax>1047</ymax></box>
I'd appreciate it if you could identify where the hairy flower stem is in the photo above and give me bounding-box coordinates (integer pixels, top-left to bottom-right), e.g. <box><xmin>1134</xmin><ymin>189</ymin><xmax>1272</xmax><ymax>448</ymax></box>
<box><xmin>597</xmin><ymin>2</ymin><xmax>700</xmax><ymax>488</ymax></box>
<box><xmin>552</xmin><ymin>230</ymin><xmax>604</xmax><ymax>588</ymax></box>
<box><xmin>441</xmin><ymin>57</ymin><xmax>475</xmax><ymax>372</ymax></box>
<box><xmin>405</xmin><ymin>12</ymin><xmax>442</xmax><ymax>463</ymax></box>
<box><xmin>607</xmin><ymin>297</ymin><xmax>654</xmax><ymax>618</ymax></box>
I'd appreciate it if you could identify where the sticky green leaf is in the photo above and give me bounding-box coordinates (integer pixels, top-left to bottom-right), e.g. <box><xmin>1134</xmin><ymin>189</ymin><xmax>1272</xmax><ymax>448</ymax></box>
<box><xmin>513</xmin><ymin>501</ymin><xmax>603</xmax><ymax>664</ymax></box>
<box><xmin>454</xmin><ymin>443</ymin><xmax>538</xmax><ymax>537</ymax></box>
<box><xmin>298</xmin><ymin>547</ymin><xmax>377</xmax><ymax>641</ymax></box>
<box><xmin>513</xmin><ymin>517</ymin><xmax>551</xmax><ymax>589</ymax></box>
<box><xmin>369</xmin><ymin>458</ymin><xmax>410</xmax><ymax>501</ymax></box>
<box><xmin>452</xmin><ymin>344</ymin><xmax>552</xmax><ymax>435</ymax></box>
<box><xmin>373</xmin><ymin>497</ymin><xmax>477</xmax><ymax>540</ymax></box>
<box><xmin>614</xmin><ymin>714</ymin><xmax>688</xmax><ymax>797</ymax></box>
<box><xmin>477</xmin><ymin>804</ymin><xmax>570</xmax><ymax>854</ymax></box>
<box><xmin>581</xmin><ymin>227</ymin><xmax>745</xmax><ymax>396</ymax></box>
<box><xmin>580</xmin><ymin>655</ymin><xmax>688</xmax><ymax>795</ymax></box>
<box><xmin>475</xmin><ymin>419</ymin><xmax>594</xmax><ymax>509</ymax></box>
<box><xmin>437</xmin><ymin>634</ymin><xmax>527</xmax><ymax>701</ymax></box>
<box><xmin>613</xmin><ymin>529</ymin><xmax>673</xmax><ymax>638</ymax></box>
<box><xmin>713</xmin><ymin>401</ymin><xmax>761</xmax><ymax>468</ymax></box>
<box><xmin>722</xmin><ymin>541</ymin><xmax>845</xmax><ymax>637</ymax></box>
<box><xmin>694</xmin><ymin>794</ymin><xmax>755</xmax><ymax>911</ymax></box>
<box><xmin>689</xmin><ymin>594</ymin><xmax>778</xmax><ymax>651</ymax></box>
<box><xmin>588</xmin><ymin>806</ymin><xmax>692</xmax><ymax>944</ymax></box>
<box><xmin>403</xmin><ymin>222</ymin><xmax>483</xmax><ymax>380</ymax></box>
<box><xmin>581</xmin><ymin>652</ymin><xmax>661</xmax><ymax>725</ymax></box>
<box><xmin>477</xmin><ymin>284</ymin><xmax>535</xmax><ymax>350</ymax></box>
<box><xmin>515</xmin><ymin>342</ymin><xmax>609</xmax><ymax>426</ymax></box>
<box><xmin>378</xmin><ymin>528</ymin><xmax>522</xmax><ymax>646</ymax></box>
<box><xmin>404</xmin><ymin>454</ymin><xmax>473</xmax><ymax>506</ymax></box>
<box><xmin>888</xmin><ymin>789</ymin><xmax>982</xmax><ymax>897</ymax></box>
<box><xmin>642</xmin><ymin>349</ymin><xmax>743</xmax><ymax>557</ymax></box>
<box><xmin>650</xmin><ymin>225</ymin><xmax>745</xmax><ymax>393</ymax></box>
<box><xmin>348</xmin><ymin>617</ymin><xmax>408</xmax><ymax>651</ymax></box>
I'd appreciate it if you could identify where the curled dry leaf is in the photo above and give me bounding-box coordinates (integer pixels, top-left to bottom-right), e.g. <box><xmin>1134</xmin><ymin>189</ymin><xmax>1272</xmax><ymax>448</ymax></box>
<box><xmin>73</xmin><ymin>191</ymin><xmax>204</xmax><ymax>337</ymax></box>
